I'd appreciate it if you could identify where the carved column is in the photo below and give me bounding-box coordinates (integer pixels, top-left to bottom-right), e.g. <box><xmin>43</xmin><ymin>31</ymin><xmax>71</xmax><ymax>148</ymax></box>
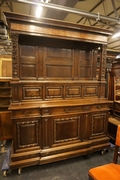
<box><xmin>11</xmin><ymin>33</ymin><xmax>19</xmax><ymax>79</ymax></box>
<box><xmin>99</xmin><ymin>44</ymin><xmax>107</xmax><ymax>81</ymax></box>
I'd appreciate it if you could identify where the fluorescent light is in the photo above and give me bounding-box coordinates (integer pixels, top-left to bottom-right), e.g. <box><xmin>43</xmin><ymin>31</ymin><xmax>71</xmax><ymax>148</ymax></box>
<box><xmin>36</xmin><ymin>6</ymin><xmax>42</xmax><ymax>18</ymax></box>
<box><xmin>112</xmin><ymin>32</ymin><xmax>120</xmax><ymax>38</ymax></box>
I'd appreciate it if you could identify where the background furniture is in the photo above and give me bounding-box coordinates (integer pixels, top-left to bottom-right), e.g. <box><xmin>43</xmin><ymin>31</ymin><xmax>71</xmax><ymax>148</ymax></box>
<box><xmin>108</xmin><ymin>116</ymin><xmax>120</xmax><ymax>144</ymax></box>
<box><xmin>107</xmin><ymin>57</ymin><xmax>120</xmax><ymax>142</ymax></box>
<box><xmin>113</xmin><ymin>76</ymin><xmax>120</xmax><ymax>117</ymax></box>
<box><xmin>0</xmin><ymin>78</ymin><xmax>12</xmax><ymax>143</ymax></box>
<box><xmin>4</xmin><ymin>11</ymin><xmax>112</xmax><ymax>173</ymax></box>
<box><xmin>88</xmin><ymin>125</ymin><xmax>120</xmax><ymax>180</ymax></box>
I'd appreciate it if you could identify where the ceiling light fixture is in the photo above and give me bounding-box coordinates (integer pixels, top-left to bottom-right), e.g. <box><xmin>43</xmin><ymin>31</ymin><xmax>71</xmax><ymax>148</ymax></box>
<box><xmin>112</xmin><ymin>31</ymin><xmax>120</xmax><ymax>38</ymax></box>
<box><xmin>35</xmin><ymin>0</ymin><xmax>50</xmax><ymax>18</ymax></box>
<box><xmin>36</xmin><ymin>5</ymin><xmax>42</xmax><ymax>18</ymax></box>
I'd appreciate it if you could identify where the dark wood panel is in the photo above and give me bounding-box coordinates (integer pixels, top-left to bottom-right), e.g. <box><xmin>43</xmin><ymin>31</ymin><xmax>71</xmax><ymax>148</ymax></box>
<box><xmin>82</xmin><ymin>114</ymin><xmax>91</xmax><ymax>141</ymax></box>
<box><xmin>66</xmin><ymin>85</ymin><xmax>82</xmax><ymax>98</ymax></box>
<box><xmin>91</xmin><ymin>113</ymin><xmax>107</xmax><ymax>138</ymax></box>
<box><xmin>20</xmin><ymin>64</ymin><xmax>37</xmax><ymax>79</ymax></box>
<box><xmin>53</xmin><ymin>116</ymin><xmax>80</xmax><ymax>143</ymax></box>
<box><xmin>46</xmin><ymin>65</ymin><xmax>72</xmax><ymax>78</ymax></box>
<box><xmin>16</xmin><ymin>118</ymin><xmax>40</xmax><ymax>151</ymax></box>
<box><xmin>20</xmin><ymin>45</ymin><xmax>36</xmax><ymax>59</ymax></box>
<box><xmin>23</xmin><ymin>87</ymin><xmax>43</xmax><ymax>100</ymax></box>
<box><xmin>12</xmin><ymin>86</ymin><xmax>20</xmax><ymax>103</ymax></box>
<box><xmin>45</xmin><ymin>86</ymin><xmax>64</xmax><ymax>99</ymax></box>
<box><xmin>20</xmin><ymin>45</ymin><xmax>37</xmax><ymax>79</ymax></box>
<box><xmin>83</xmin><ymin>85</ymin><xmax>98</xmax><ymax>97</ymax></box>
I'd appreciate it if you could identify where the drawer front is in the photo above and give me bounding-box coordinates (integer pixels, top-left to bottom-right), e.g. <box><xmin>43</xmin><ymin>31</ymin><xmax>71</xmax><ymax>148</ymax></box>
<box><xmin>83</xmin><ymin>85</ymin><xmax>98</xmax><ymax>97</ymax></box>
<box><xmin>45</xmin><ymin>86</ymin><xmax>63</xmax><ymax>99</ymax></box>
<box><xmin>23</xmin><ymin>87</ymin><xmax>43</xmax><ymax>100</ymax></box>
<box><xmin>92</xmin><ymin>104</ymin><xmax>110</xmax><ymax>111</ymax></box>
<box><xmin>66</xmin><ymin>86</ymin><xmax>82</xmax><ymax>98</ymax></box>
<box><xmin>42</xmin><ymin>105</ymin><xmax>91</xmax><ymax>116</ymax></box>
<box><xmin>12</xmin><ymin>108</ymin><xmax>40</xmax><ymax>118</ymax></box>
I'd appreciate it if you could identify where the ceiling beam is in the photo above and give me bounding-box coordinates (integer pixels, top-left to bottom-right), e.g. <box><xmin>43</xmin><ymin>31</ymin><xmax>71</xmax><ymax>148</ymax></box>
<box><xmin>111</xmin><ymin>0</ymin><xmax>119</xmax><ymax>18</ymax></box>
<box><xmin>77</xmin><ymin>0</ymin><xmax>105</xmax><ymax>23</ymax></box>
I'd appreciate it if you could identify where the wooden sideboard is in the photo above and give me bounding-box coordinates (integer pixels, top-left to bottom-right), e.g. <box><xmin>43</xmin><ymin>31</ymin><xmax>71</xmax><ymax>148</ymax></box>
<box><xmin>4</xmin><ymin>11</ymin><xmax>113</xmax><ymax>172</ymax></box>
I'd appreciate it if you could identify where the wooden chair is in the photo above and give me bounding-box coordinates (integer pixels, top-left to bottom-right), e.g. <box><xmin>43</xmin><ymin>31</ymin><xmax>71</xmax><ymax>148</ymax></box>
<box><xmin>88</xmin><ymin>125</ymin><xmax>120</xmax><ymax>180</ymax></box>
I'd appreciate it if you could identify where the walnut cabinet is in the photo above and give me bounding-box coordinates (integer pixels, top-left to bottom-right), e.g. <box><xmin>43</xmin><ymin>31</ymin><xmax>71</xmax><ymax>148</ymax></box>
<box><xmin>4</xmin><ymin>11</ymin><xmax>113</xmax><ymax>170</ymax></box>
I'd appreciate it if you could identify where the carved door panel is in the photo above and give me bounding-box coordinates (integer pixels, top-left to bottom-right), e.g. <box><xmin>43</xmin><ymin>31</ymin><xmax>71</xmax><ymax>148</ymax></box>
<box><xmin>90</xmin><ymin>112</ymin><xmax>108</xmax><ymax>139</ymax></box>
<box><xmin>19</xmin><ymin>45</ymin><xmax>38</xmax><ymax>80</ymax></box>
<box><xmin>13</xmin><ymin>117</ymin><xmax>41</xmax><ymax>153</ymax></box>
<box><xmin>42</xmin><ymin>115</ymin><xmax>81</xmax><ymax>149</ymax></box>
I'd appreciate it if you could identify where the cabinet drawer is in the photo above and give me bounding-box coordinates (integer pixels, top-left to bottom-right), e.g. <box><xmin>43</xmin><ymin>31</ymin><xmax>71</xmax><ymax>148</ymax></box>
<box><xmin>45</xmin><ymin>86</ymin><xmax>63</xmax><ymax>99</ymax></box>
<box><xmin>23</xmin><ymin>87</ymin><xmax>42</xmax><ymax>100</ymax></box>
<box><xmin>83</xmin><ymin>85</ymin><xmax>98</xmax><ymax>97</ymax></box>
<box><xmin>92</xmin><ymin>104</ymin><xmax>109</xmax><ymax>111</ymax></box>
<box><xmin>66</xmin><ymin>86</ymin><xmax>82</xmax><ymax>98</ymax></box>
<box><xmin>12</xmin><ymin>108</ymin><xmax>40</xmax><ymax>118</ymax></box>
<box><xmin>42</xmin><ymin>105</ymin><xmax>91</xmax><ymax>116</ymax></box>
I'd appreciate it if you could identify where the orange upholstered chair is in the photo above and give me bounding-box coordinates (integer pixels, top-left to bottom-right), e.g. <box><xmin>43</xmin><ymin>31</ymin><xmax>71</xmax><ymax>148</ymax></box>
<box><xmin>88</xmin><ymin>125</ymin><xmax>120</xmax><ymax>180</ymax></box>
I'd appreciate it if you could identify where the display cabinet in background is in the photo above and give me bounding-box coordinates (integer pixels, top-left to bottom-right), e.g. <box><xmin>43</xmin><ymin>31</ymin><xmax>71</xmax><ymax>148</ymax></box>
<box><xmin>0</xmin><ymin>78</ymin><xmax>12</xmax><ymax>142</ymax></box>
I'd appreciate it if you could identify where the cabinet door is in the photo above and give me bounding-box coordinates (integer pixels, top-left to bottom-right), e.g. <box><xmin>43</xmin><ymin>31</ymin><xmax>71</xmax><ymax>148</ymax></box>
<box><xmin>90</xmin><ymin>112</ymin><xmax>108</xmax><ymax>139</ymax></box>
<box><xmin>42</xmin><ymin>115</ymin><xmax>81</xmax><ymax>149</ymax></box>
<box><xmin>0</xmin><ymin>111</ymin><xmax>12</xmax><ymax>141</ymax></box>
<box><xmin>13</xmin><ymin>117</ymin><xmax>41</xmax><ymax>153</ymax></box>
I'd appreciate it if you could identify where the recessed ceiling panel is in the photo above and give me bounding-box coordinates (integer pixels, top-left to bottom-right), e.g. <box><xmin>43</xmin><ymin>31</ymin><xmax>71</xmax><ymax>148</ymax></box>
<box><xmin>64</xmin><ymin>13</ymin><xmax>81</xmax><ymax>23</ymax></box>
<box><xmin>12</xmin><ymin>2</ymin><xmax>30</xmax><ymax>15</ymax></box>
<box><xmin>1</xmin><ymin>6</ymin><xmax>10</xmax><ymax>22</ymax></box>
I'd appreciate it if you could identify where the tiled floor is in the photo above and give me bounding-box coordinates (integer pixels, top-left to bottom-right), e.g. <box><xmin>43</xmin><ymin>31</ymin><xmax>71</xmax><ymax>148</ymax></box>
<box><xmin>0</xmin><ymin>140</ymin><xmax>115</xmax><ymax>180</ymax></box>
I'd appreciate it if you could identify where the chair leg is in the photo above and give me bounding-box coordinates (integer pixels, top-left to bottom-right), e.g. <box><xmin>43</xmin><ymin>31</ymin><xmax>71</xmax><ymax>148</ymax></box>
<box><xmin>113</xmin><ymin>145</ymin><xmax>119</xmax><ymax>163</ymax></box>
<box><xmin>88</xmin><ymin>175</ymin><xmax>94</xmax><ymax>180</ymax></box>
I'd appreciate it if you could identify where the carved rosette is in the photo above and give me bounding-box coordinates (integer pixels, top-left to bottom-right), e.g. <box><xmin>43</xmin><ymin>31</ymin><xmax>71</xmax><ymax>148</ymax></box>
<box><xmin>10</xmin><ymin>33</ymin><xmax>19</xmax><ymax>78</ymax></box>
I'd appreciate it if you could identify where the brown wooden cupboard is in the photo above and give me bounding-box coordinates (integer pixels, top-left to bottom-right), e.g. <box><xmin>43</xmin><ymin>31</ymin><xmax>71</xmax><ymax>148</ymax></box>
<box><xmin>3</xmin><ymin>11</ymin><xmax>113</xmax><ymax>173</ymax></box>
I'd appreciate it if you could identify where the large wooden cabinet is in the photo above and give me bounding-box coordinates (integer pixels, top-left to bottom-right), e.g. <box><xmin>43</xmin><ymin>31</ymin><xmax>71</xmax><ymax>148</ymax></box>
<box><xmin>4</xmin><ymin>12</ymin><xmax>113</xmax><ymax>170</ymax></box>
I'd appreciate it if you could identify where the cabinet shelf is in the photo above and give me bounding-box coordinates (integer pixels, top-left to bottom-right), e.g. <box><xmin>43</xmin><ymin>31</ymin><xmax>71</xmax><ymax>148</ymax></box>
<box><xmin>0</xmin><ymin>78</ymin><xmax>12</xmax><ymax>141</ymax></box>
<box><xmin>0</xmin><ymin>95</ymin><xmax>11</xmax><ymax>98</ymax></box>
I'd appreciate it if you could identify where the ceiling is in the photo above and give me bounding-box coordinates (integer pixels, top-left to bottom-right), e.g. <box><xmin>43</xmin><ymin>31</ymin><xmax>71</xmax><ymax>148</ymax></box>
<box><xmin>0</xmin><ymin>0</ymin><xmax>120</xmax><ymax>55</ymax></box>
